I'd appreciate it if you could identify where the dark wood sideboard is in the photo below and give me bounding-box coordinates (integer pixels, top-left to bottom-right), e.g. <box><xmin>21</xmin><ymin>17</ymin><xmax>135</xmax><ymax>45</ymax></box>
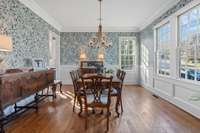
<box><xmin>80</xmin><ymin>61</ymin><xmax>104</xmax><ymax>75</ymax></box>
<box><xmin>0</xmin><ymin>69</ymin><xmax>55</xmax><ymax>132</ymax></box>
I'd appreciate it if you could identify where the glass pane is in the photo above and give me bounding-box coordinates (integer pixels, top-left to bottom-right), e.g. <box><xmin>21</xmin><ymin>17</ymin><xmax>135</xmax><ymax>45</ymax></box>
<box><xmin>196</xmin><ymin>46</ymin><xmax>200</xmax><ymax>69</ymax></box>
<box><xmin>187</xmin><ymin>68</ymin><xmax>195</xmax><ymax>80</ymax></box>
<box><xmin>157</xmin><ymin>23</ymin><xmax>170</xmax><ymax>46</ymax></box>
<box><xmin>189</xmin><ymin>8</ymin><xmax>198</xmax><ymax>31</ymax></box>
<box><xmin>121</xmin><ymin>50</ymin><xmax>124</xmax><ymax>55</ymax></box>
<box><xmin>180</xmin><ymin>68</ymin><xmax>186</xmax><ymax>79</ymax></box>
<box><xmin>178</xmin><ymin>5</ymin><xmax>200</xmax><ymax>81</ymax></box>
<box><xmin>120</xmin><ymin>38</ymin><xmax>136</xmax><ymax>70</ymax></box>
<box><xmin>128</xmin><ymin>44</ymin><xmax>133</xmax><ymax>55</ymax></box>
<box><xmin>180</xmin><ymin>46</ymin><xmax>195</xmax><ymax>68</ymax></box>
<box><xmin>157</xmin><ymin>23</ymin><xmax>171</xmax><ymax>76</ymax></box>
<box><xmin>126</xmin><ymin>56</ymin><xmax>129</xmax><ymax>65</ymax></box>
<box><xmin>180</xmin><ymin>12</ymin><xmax>189</xmax><ymax>26</ymax></box>
<box><xmin>158</xmin><ymin>49</ymin><xmax>170</xmax><ymax>75</ymax></box>
<box><xmin>129</xmin><ymin>56</ymin><xmax>133</xmax><ymax>64</ymax></box>
<box><xmin>196</xmin><ymin>69</ymin><xmax>200</xmax><ymax>81</ymax></box>
<box><xmin>179</xmin><ymin>7</ymin><xmax>200</xmax><ymax>45</ymax></box>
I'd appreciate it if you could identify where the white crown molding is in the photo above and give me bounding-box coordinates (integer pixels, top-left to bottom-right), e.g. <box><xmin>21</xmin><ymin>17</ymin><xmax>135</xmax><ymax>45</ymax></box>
<box><xmin>18</xmin><ymin>0</ymin><xmax>63</xmax><ymax>31</ymax></box>
<box><xmin>18</xmin><ymin>0</ymin><xmax>180</xmax><ymax>33</ymax></box>
<box><xmin>62</xmin><ymin>26</ymin><xmax>140</xmax><ymax>32</ymax></box>
<box><xmin>139</xmin><ymin>0</ymin><xmax>180</xmax><ymax>31</ymax></box>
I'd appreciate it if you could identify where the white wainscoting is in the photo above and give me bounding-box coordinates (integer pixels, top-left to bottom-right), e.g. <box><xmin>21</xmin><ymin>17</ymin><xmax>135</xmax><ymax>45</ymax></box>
<box><xmin>60</xmin><ymin>65</ymin><xmax>139</xmax><ymax>85</ymax></box>
<box><xmin>140</xmin><ymin>65</ymin><xmax>154</xmax><ymax>89</ymax></box>
<box><xmin>140</xmin><ymin>65</ymin><xmax>200</xmax><ymax>119</ymax></box>
<box><xmin>124</xmin><ymin>66</ymin><xmax>139</xmax><ymax>85</ymax></box>
<box><xmin>60</xmin><ymin>65</ymin><xmax>79</xmax><ymax>84</ymax></box>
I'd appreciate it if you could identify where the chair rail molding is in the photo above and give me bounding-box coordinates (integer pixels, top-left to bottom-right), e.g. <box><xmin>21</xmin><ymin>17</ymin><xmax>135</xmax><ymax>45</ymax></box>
<box><xmin>60</xmin><ymin>64</ymin><xmax>139</xmax><ymax>85</ymax></box>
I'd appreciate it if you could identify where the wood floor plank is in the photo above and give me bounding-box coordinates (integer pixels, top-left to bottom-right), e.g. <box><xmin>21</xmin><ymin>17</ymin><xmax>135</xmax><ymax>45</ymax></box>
<box><xmin>5</xmin><ymin>85</ymin><xmax>200</xmax><ymax>133</ymax></box>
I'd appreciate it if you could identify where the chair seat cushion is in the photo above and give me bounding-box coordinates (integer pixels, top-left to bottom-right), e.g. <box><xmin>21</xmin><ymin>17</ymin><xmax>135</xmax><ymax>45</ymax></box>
<box><xmin>86</xmin><ymin>94</ymin><xmax>108</xmax><ymax>105</ymax></box>
<box><xmin>102</xmin><ymin>88</ymin><xmax>120</xmax><ymax>95</ymax></box>
<box><xmin>111</xmin><ymin>88</ymin><xmax>118</xmax><ymax>95</ymax></box>
<box><xmin>54</xmin><ymin>80</ymin><xmax>62</xmax><ymax>84</ymax></box>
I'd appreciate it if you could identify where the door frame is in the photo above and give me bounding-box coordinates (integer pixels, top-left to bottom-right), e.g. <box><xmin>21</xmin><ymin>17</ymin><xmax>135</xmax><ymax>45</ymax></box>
<box><xmin>49</xmin><ymin>31</ymin><xmax>60</xmax><ymax>80</ymax></box>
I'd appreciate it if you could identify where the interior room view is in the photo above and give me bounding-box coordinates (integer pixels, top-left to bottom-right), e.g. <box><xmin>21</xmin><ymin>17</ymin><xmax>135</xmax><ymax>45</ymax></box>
<box><xmin>1</xmin><ymin>0</ymin><xmax>200</xmax><ymax>132</ymax></box>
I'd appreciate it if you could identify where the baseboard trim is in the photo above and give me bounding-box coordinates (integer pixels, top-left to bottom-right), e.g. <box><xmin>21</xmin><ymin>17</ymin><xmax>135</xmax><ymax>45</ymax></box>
<box><xmin>141</xmin><ymin>84</ymin><xmax>200</xmax><ymax>119</ymax></box>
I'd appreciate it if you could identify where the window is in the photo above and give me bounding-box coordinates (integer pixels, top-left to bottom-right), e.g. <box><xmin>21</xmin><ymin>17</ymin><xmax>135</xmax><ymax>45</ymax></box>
<box><xmin>49</xmin><ymin>32</ymin><xmax>56</xmax><ymax>67</ymax></box>
<box><xmin>179</xmin><ymin>5</ymin><xmax>200</xmax><ymax>81</ymax></box>
<box><xmin>141</xmin><ymin>45</ymin><xmax>149</xmax><ymax>67</ymax></box>
<box><xmin>154</xmin><ymin>1</ymin><xmax>200</xmax><ymax>83</ymax></box>
<box><xmin>119</xmin><ymin>37</ymin><xmax>136</xmax><ymax>70</ymax></box>
<box><xmin>156</xmin><ymin>23</ymin><xmax>171</xmax><ymax>76</ymax></box>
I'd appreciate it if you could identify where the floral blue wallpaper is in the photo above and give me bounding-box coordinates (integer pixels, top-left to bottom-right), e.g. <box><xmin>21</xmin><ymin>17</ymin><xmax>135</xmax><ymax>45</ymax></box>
<box><xmin>60</xmin><ymin>32</ymin><xmax>139</xmax><ymax>65</ymax></box>
<box><xmin>0</xmin><ymin>0</ymin><xmax>59</xmax><ymax>68</ymax></box>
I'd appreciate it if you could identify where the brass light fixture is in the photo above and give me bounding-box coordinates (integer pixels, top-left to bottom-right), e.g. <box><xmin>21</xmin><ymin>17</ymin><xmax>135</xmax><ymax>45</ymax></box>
<box><xmin>88</xmin><ymin>0</ymin><xmax>112</xmax><ymax>48</ymax></box>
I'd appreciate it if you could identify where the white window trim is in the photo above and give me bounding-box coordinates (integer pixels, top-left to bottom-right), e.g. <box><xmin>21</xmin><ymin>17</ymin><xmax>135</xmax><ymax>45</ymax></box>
<box><xmin>153</xmin><ymin>0</ymin><xmax>200</xmax><ymax>83</ymax></box>
<box><xmin>119</xmin><ymin>36</ymin><xmax>137</xmax><ymax>71</ymax></box>
<box><xmin>154</xmin><ymin>21</ymin><xmax>173</xmax><ymax>78</ymax></box>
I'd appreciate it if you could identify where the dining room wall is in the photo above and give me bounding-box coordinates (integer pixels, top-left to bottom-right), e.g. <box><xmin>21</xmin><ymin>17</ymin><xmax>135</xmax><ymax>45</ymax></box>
<box><xmin>60</xmin><ymin>32</ymin><xmax>139</xmax><ymax>65</ymax></box>
<box><xmin>0</xmin><ymin>0</ymin><xmax>59</xmax><ymax>68</ymax></box>
<box><xmin>139</xmin><ymin>0</ymin><xmax>200</xmax><ymax>119</ymax></box>
<box><xmin>140</xmin><ymin>0</ymin><xmax>193</xmax><ymax>88</ymax></box>
<box><xmin>0</xmin><ymin>0</ymin><xmax>61</xmax><ymax>115</ymax></box>
<box><xmin>60</xmin><ymin>32</ymin><xmax>140</xmax><ymax>84</ymax></box>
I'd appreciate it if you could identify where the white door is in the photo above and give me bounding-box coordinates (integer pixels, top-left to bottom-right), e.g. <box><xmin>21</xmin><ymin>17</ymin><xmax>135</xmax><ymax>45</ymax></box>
<box><xmin>119</xmin><ymin>37</ymin><xmax>139</xmax><ymax>84</ymax></box>
<box><xmin>49</xmin><ymin>31</ymin><xmax>60</xmax><ymax>80</ymax></box>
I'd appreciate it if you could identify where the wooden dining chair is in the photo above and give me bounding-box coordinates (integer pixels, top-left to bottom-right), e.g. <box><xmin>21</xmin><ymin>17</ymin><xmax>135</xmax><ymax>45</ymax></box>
<box><xmin>118</xmin><ymin>71</ymin><xmax>126</xmax><ymax>112</ymax></box>
<box><xmin>70</xmin><ymin>70</ymin><xmax>83</xmax><ymax>113</ymax></box>
<box><xmin>112</xmin><ymin>70</ymin><xmax>126</xmax><ymax>116</ymax></box>
<box><xmin>75</xmin><ymin>69</ymin><xmax>81</xmax><ymax>79</ymax></box>
<box><xmin>116</xmin><ymin>69</ymin><xmax>121</xmax><ymax>79</ymax></box>
<box><xmin>81</xmin><ymin>75</ymin><xmax>113</xmax><ymax>131</ymax></box>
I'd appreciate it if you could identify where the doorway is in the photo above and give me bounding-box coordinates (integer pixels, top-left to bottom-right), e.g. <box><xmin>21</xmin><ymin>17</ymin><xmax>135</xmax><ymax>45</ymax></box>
<box><xmin>49</xmin><ymin>31</ymin><xmax>60</xmax><ymax>80</ymax></box>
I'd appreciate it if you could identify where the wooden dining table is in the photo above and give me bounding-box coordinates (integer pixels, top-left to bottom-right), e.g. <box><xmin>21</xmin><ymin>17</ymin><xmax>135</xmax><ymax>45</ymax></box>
<box><xmin>76</xmin><ymin>73</ymin><xmax>122</xmax><ymax>88</ymax></box>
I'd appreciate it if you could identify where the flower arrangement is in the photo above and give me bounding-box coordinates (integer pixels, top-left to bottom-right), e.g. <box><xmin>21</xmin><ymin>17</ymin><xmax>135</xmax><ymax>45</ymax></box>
<box><xmin>105</xmin><ymin>69</ymin><xmax>114</xmax><ymax>74</ymax></box>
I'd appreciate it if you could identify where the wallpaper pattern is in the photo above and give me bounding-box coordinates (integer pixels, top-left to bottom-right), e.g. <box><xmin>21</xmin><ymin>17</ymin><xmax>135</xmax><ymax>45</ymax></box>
<box><xmin>0</xmin><ymin>0</ymin><xmax>59</xmax><ymax>115</ymax></box>
<box><xmin>60</xmin><ymin>32</ymin><xmax>139</xmax><ymax>65</ymax></box>
<box><xmin>0</xmin><ymin>0</ymin><xmax>59</xmax><ymax>68</ymax></box>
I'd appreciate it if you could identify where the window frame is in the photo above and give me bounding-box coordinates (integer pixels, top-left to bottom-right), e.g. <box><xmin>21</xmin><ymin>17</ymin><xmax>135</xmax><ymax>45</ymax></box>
<box><xmin>155</xmin><ymin>22</ymin><xmax>171</xmax><ymax>77</ymax></box>
<box><xmin>177</xmin><ymin>4</ymin><xmax>200</xmax><ymax>82</ymax></box>
<box><xmin>153</xmin><ymin>0</ymin><xmax>200</xmax><ymax>84</ymax></box>
<box><xmin>119</xmin><ymin>36</ymin><xmax>137</xmax><ymax>71</ymax></box>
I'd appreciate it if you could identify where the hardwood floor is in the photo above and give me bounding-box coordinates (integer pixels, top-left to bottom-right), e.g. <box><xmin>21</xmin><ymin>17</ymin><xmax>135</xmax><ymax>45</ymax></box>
<box><xmin>6</xmin><ymin>85</ymin><xmax>200</xmax><ymax>133</ymax></box>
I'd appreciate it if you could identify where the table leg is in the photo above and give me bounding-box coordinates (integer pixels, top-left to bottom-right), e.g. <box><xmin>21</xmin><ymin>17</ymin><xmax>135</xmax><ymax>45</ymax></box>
<box><xmin>51</xmin><ymin>85</ymin><xmax>57</xmax><ymax>99</ymax></box>
<box><xmin>115</xmin><ymin>96</ymin><xmax>120</xmax><ymax>117</ymax></box>
<box><xmin>59</xmin><ymin>83</ymin><xmax>63</xmax><ymax>93</ymax></box>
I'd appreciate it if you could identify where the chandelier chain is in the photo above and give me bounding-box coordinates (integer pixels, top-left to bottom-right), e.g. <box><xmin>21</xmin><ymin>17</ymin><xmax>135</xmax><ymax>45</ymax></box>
<box><xmin>99</xmin><ymin>0</ymin><xmax>102</xmax><ymax>25</ymax></box>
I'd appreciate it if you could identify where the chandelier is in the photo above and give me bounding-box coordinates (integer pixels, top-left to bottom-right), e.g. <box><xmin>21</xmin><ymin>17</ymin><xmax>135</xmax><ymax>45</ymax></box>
<box><xmin>88</xmin><ymin>0</ymin><xmax>112</xmax><ymax>48</ymax></box>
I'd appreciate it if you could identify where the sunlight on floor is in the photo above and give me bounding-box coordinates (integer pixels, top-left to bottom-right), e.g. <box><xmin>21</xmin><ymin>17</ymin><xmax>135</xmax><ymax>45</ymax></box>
<box><xmin>56</xmin><ymin>90</ymin><xmax>82</xmax><ymax>110</ymax></box>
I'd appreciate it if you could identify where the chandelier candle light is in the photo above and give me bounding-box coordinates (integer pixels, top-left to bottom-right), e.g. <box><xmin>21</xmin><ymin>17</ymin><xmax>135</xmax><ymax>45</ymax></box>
<box><xmin>89</xmin><ymin>0</ymin><xmax>112</xmax><ymax>48</ymax></box>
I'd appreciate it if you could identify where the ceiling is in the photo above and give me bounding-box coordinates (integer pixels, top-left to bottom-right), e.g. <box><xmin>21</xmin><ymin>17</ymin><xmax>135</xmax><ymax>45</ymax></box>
<box><xmin>33</xmin><ymin>0</ymin><xmax>179</xmax><ymax>32</ymax></box>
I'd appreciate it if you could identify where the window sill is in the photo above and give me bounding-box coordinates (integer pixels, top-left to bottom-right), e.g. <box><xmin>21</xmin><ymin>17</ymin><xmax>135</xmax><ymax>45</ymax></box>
<box><xmin>177</xmin><ymin>78</ymin><xmax>200</xmax><ymax>87</ymax></box>
<box><xmin>154</xmin><ymin>75</ymin><xmax>200</xmax><ymax>91</ymax></box>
